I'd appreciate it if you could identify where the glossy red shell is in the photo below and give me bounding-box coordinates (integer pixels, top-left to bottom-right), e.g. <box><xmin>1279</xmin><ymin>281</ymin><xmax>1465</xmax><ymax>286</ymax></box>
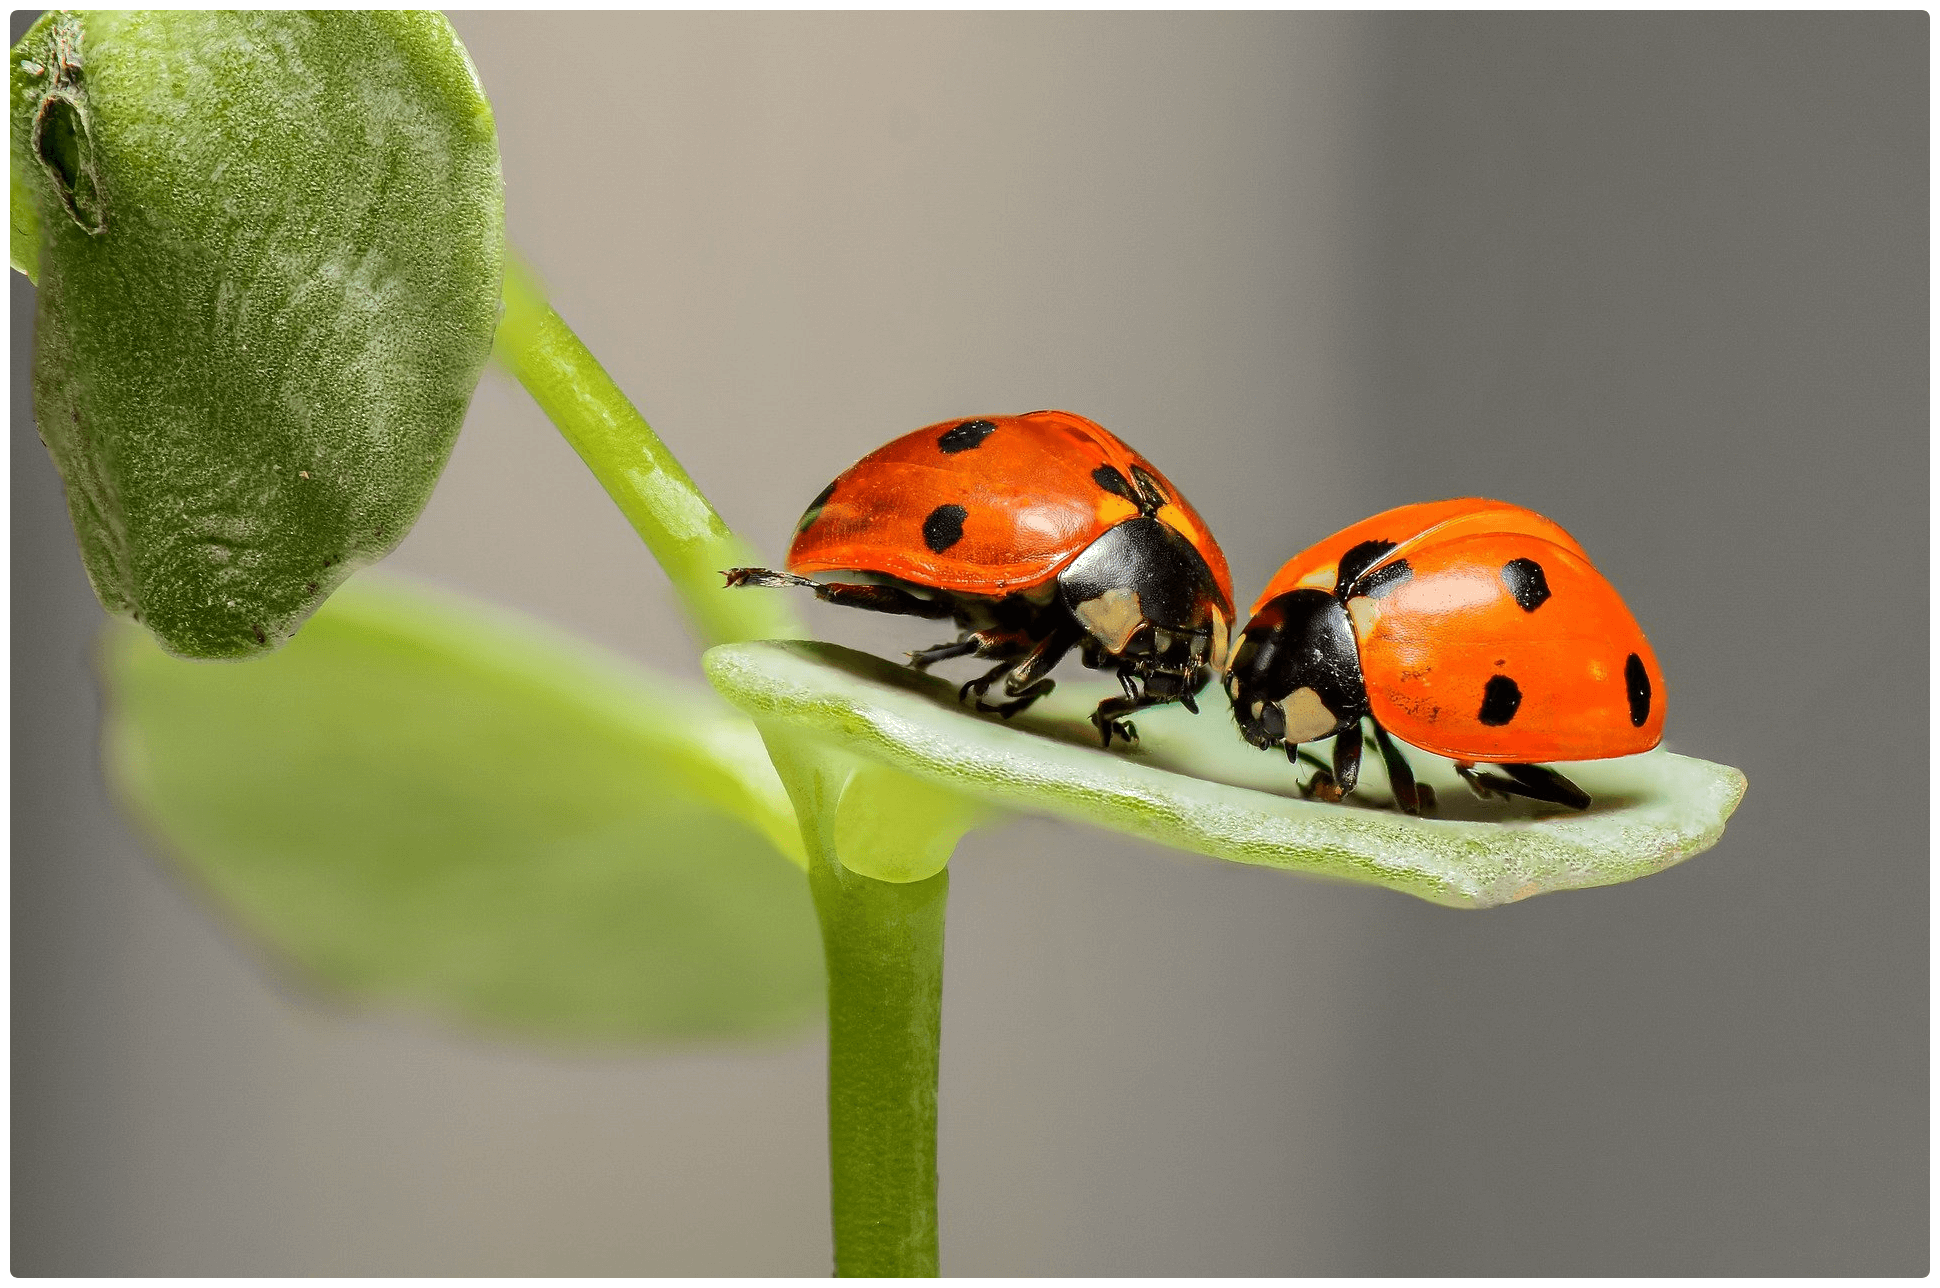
<box><xmin>1252</xmin><ymin>499</ymin><xmax>1665</xmax><ymax>764</ymax></box>
<box><xmin>786</xmin><ymin>410</ymin><xmax>1234</xmax><ymax>610</ymax></box>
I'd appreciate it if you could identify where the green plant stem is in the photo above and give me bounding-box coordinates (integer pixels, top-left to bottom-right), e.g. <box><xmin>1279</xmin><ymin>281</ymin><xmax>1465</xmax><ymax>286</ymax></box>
<box><xmin>772</xmin><ymin>730</ymin><xmax>945</xmax><ymax>1276</ymax></box>
<box><xmin>495</xmin><ymin>262</ymin><xmax>946</xmax><ymax>1276</ymax></box>
<box><xmin>815</xmin><ymin>856</ymin><xmax>947</xmax><ymax>1276</ymax></box>
<box><xmin>491</xmin><ymin>256</ymin><xmax>801</xmax><ymax>649</ymax></box>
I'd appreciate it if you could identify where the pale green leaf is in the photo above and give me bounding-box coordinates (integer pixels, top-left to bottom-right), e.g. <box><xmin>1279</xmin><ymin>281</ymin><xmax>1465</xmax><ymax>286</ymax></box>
<box><xmin>704</xmin><ymin>640</ymin><xmax>1748</xmax><ymax>909</ymax></box>
<box><xmin>103</xmin><ymin>576</ymin><xmax>822</xmax><ymax>1043</ymax></box>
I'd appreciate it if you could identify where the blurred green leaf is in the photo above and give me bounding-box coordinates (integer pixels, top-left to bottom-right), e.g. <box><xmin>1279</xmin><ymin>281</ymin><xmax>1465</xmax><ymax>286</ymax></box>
<box><xmin>12</xmin><ymin>11</ymin><xmax>502</xmax><ymax>657</ymax></box>
<box><xmin>103</xmin><ymin>576</ymin><xmax>823</xmax><ymax>1043</ymax></box>
<box><xmin>705</xmin><ymin>640</ymin><xmax>1748</xmax><ymax>910</ymax></box>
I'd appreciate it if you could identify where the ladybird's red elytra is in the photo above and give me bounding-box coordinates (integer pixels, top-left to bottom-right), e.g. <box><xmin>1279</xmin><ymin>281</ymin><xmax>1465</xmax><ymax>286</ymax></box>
<box><xmin>724</xmin><ymin>410</ymin><xmax>1234</xmax><ymax>746</ymax></box>
<box><xmin>1223</xmin><ymin>499</ymin><xmax>1665</xmax><ymax>814</ymax></box>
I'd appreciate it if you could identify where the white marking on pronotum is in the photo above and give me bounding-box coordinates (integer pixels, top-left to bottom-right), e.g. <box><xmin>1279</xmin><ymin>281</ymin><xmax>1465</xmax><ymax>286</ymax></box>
<box><xmin>1209</xmin><ymin>611</ymin><xmax>1231</xmax><ymax>670</ymax></box>
<box><xmin>1073</xmin><ymin>588</ymin><xmax>1144</xmax><ymax>653</ymax></box>
<box><xmin>1280</xmin><ymin>686</ymin><xmax>1339</xmax><ymax>744</ymax></box>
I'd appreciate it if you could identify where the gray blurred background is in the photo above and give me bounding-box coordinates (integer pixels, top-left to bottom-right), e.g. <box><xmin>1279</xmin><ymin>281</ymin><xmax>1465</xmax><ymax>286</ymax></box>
<box><xmin>13</xmin><ymin>12</ymin><xmax>1926</xmax><ymax>1274</ymax></box>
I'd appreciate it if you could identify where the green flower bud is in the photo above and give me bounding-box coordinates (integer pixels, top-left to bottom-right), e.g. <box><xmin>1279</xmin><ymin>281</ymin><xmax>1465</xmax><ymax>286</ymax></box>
<box><xmin>12</xmin><ymin>12</ymin><xmax>502</xmax><ymax>657</ymax></box>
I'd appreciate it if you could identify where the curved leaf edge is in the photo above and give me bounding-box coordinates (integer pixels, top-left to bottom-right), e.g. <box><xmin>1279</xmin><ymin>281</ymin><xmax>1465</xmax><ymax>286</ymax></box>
<box><xmin>703</xmin><ymin>639</ymin><xmax>1748</xmax><ymax>910</ymax></box>
<box><xmin>94</xmin><ymin>573</ymin><xmax>826</xmax><ymax>1047</ymax></box>
<box><xmin>104</xmin><ymin>573</ymin><xmax>807</xmax><ymax>868</ymax></box>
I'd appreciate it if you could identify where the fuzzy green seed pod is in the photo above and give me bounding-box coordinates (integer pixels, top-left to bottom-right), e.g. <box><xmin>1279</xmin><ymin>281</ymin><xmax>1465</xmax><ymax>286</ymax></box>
<box><xmin>11</xmin><ymin>11</ymin><xmax>502</xmax><ymax>657</ymax></box>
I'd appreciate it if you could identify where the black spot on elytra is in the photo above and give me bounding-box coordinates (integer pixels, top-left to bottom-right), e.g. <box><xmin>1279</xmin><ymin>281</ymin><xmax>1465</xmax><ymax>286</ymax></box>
<box><xmin>1478</xmin><ymin>674</ymin><xmax>1522</xmax><ymax>726</ymax></box>
<box><xmin>1335</xmin><ymin>540</ymin><xmax>1396</xmax><ymax>596</ymax></box>
<box><xmin>1501</xmin><ymin>557</ymin><xmax>1551</xmax><ymax>611</ymax></box>
<box><xmin>1356</xmin><ymin>558</ymin><xmax>1413</xmax><ymax>600</ymax></box>
<box><xmin>922</xmin><ymin>503</ymin><xmax>968</xmax><ymax>553</ymax></box>
<box><xmin>1625</xmin><ymin>652</ymin><xmax>1651</xmax><ymax>726</ymax></box>
<box><xmin>1092</xmin><ymin>465</ymin><xmax>1138</xmax><ymax>501</ymax></box>
<box><xmin>937</xmin><ymin>419</ymin><xmax>997</xmax><ymax>453</ymax></box>
<box><xmin>796</xmin><ymin>478</ymin><xmax>838</xmax><ymax>533</ymax></box>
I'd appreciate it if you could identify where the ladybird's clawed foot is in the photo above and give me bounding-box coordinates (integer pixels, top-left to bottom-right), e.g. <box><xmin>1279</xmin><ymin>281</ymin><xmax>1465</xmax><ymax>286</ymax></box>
<box><xmin>908</xmin><ymin>636</ymin><xmax>980</xmax><ymax>671</ymax></box>
<box><xmin>1298</xmin><ymin>766</ymin><xmax>1345</xmax><ymax>803</ymax></box>
<box><xmin>1090</xmin><ymin>713</ymin><xmax>1139</xmax><ymax>748</ymax></box>
<box><xmin>1456</xmin><ymin>763</ymin><xmax>1509</xmax><ymax>802</ymax></box>
<box><xmin>1285</xmin><ymin>724</ymin><xmax>1449</xmax><ymax>815</ymax></box>
<box><xmin>955</xmin><ymin>638</ymin><xmax>1068</xmax><ymax>723</ymax></box>
<box><xmin>1086</xmin><ymin>662</ymin><xmax>1209</xmax><ymax>749</ymax></box>
<box><xmin>1368</xmin><ymin>719</ymin><xmax>1427</xmax><ymax>816</ymax></box>
<box><xmin>1087</xmin><ymin>699</ymin><xmax>1149</xmax><ymax>749</ymax></box>
<box><xmin>1289</xmin><ymin>747</ymin><xmax>1342</xmax><ymax>801</ymax></box>
<box><xmin>1456</xmin><ymin>761</ymin><xmax>1591</xmax><ymax>811</ymax></box>
<box><xmin>957</xmin><ymin>661</ymin><xmax>1009</xmax><ymax>706</ymax></box>
<box><xmin>983</xmin><ymin>679</ymin><xmax>1055</xmax><ymax>719</ymax></box>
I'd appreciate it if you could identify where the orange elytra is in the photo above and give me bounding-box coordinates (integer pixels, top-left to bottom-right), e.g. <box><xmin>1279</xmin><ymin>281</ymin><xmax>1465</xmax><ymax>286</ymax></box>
<box><xmin>1224</xmin><ymin>499</ymin><xmax>1664</xmax><ymax>813</ymax></box>
<box><xmin>726</xmin><ymin>410</ymin><xmax>1233</xmax><ymax>746</ymax></box>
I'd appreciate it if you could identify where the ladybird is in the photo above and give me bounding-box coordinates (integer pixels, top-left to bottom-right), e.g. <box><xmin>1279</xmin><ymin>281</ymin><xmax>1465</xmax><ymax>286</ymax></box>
<box><xmin>725</xmin><ymin>410</ymin><xmax>1234</xmax><ymax>745</ymax></box>
<box><xmin>1223</xmin><ymin>499</ymin><xmax>1665</xmax><ymax>813</ymax></box>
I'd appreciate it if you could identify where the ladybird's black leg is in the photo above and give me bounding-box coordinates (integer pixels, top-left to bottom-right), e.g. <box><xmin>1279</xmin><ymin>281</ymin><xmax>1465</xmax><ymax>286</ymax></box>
<box><xmin>1368</xmin><ymin>719</ymin><xmax>1424</xmax><ymax>816</ymax></box>
<box><xmin>1289</xmin><ymin>743</ymin><xmax>1344</xmax><ymax>802</ymax></box>
<box><xmin>907</xmin><ymin>635</ymin><xmax>980</xmax><ymax>671</ymax></box>
<box><xmin>964</xmin><ymin>624</ymin><xmax>1080</xmax><ymax>719</ymax></box>
<box><xmin>1087</xmin><ymin>687</ymin><xmax>1182</xmax><ymax>748</ymax></box>
<box><xmin>1071</xmin><ymin>665</ymin><xmax>1142</xmax><ymax>746</ymax></box>
<box><xmin>1455</xmin><ymin>762</ymin><xmax>1589</xmax><ymax>810</ymax></box>
<box><xmin>993</xmin><ymin>625</ymin><xmax>1079</xmax><ymax>709</ymax></box>
<box><xmin>721</xmin><ymin>568</ymin><xmax>955</xmax><ymax>620</ymax></box>
<box><xmin>1496</xmin><ymin>763</ymin><xmax>1592</xmax><ymax>811</ymax></box>
<box><xmin>1090</xmin><ymin>692</ymin><xmax>1138</xmax><ymax>747</ymax></box>
<box><xmin>1455</xmin><ymin>762</ymin><xmax>1508</xmax><ymax>802</ymax></box>
<box><xmin>958</xmin><ymin>658</ymin><xmax>1016</xmax><ymax>705</ymax></box>
<box><xmin>1331</xmin><ymin>722</ymin><xmax>1364</xmax><ymax>797</ymax></box>
<box><xmin>956</xmin><ymin>629</ymin><xmax>1040</xmax><ymax>702</ymax></box>
<box><xmin>971</xmin><ymin>628</ymin><xmax>1035</xmax><ymax>658</ymax></box>
<box><xmin>1089</xmin><ymin>697</ymin><xmax>1135</xmax><ymax>746</ymax></box>
<box><xmin>808</xmin><ymin>582</ymin><xmax>958</xmax><ymax>619</ymax></box>
<box><xmin>983</xmin><ymin>676</ymin><xmax>1055</xmax><ymax>719</ymax></box>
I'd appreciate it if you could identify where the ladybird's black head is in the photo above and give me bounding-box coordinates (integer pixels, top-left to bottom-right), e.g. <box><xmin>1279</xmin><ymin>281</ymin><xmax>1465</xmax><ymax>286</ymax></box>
<box><xmin>1224</xmin><ymin>589</ymin><xmax>1368</xmax><ymax>750</ymax></box>
<box><xmin>1056</xmin><ymin>516</ymin><xmax>1231</xmax><ymax>687</ymax></box>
